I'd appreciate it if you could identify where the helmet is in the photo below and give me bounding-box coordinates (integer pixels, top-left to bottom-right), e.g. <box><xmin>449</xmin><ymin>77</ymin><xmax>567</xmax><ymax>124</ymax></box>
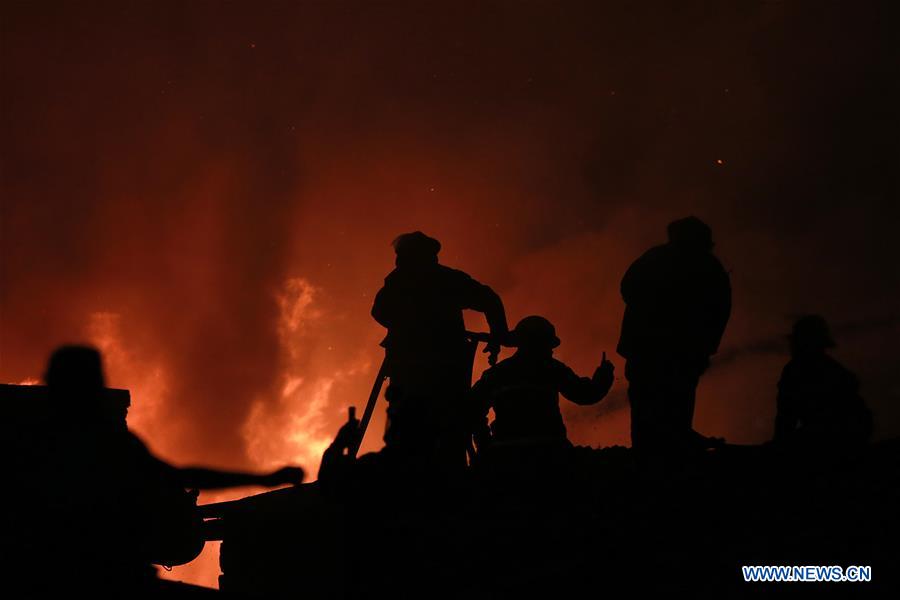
<box><xmin>392</xmin><ymin>231</ymin><xmax>441</xmax><ymax>260</ymax></box>
<box><xmin>789</xmin><ymin>315</ymin><xmax>835</xmax><ymax>349</ymax></box>
<box><xmin>667</xmin><ymin>216</ymin><xmax>713</xmax><ymax>250</ymax></box>
<box><xmin>509</xmin><ymin>316</ymin><xmax>561</xmax><ymax>350</ymax></box>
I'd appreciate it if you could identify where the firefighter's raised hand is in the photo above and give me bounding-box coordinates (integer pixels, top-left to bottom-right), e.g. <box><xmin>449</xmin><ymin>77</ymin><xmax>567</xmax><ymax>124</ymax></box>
<box><xmin>594</xmin><ymin>351</ymin><xmax>615</xmax><ymax>390</ymax></box>
<box><xmin>333</xmin><ymin>409</ymin><xmax>362</xmax><ymax>453</ymax></box>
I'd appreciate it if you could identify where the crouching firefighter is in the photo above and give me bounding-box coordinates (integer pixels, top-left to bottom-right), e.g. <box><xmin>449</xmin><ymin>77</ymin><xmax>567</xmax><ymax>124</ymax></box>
<box><xmin>371</xmin><ymin>231</ymin><xmax>510</xmax><ymax>470</ymax></box>
<box><xmin>469</xmin><ymin>315</ymin><xmax>615</xmax><ymax>461</ymax></box>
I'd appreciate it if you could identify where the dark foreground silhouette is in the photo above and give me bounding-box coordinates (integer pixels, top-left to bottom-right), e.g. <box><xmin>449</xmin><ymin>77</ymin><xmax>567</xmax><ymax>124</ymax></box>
<box><xmin>203</xmin><ymin>436</ymin><xmax>899</xmax><ymax>598</ymax></box>
<box><xmin>4</xmin><ymin>346</ymin><xmax>303</xmax><ymax>596</ymax></box>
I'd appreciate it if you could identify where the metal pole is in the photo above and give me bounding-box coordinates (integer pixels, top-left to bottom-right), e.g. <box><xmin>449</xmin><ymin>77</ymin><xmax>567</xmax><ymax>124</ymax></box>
<box><xmin>350</xmin><ymin>354</ymin><xmax>389</xmax><ymax>458</ymax></box>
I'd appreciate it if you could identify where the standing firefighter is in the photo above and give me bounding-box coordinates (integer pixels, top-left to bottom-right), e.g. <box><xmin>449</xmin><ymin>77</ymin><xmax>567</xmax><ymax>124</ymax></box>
<box><xmin>617</xmin><ymin>217</ymin><xmax>731</xmax><ymax>454</ymax></box>
<box><xmin>773</xmin><ymin>315</ymin><xmax>872</xmax><ymax>451</ymax></box>
<box><xmin>372</xmin><ymin>231</ymin><xmax>509</xmax><ymax>468</ymax></box>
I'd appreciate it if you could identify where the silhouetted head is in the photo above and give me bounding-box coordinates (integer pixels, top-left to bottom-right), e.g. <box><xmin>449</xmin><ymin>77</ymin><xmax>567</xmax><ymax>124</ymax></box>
<box><xmin>509</xmin><ymin>316</ymin><xmax>560</xmax><ymax>354</ymax></box>
<box><xmin>392</xmin><ymin>231</ymin><xmax>441</xmax><ymax>269</ymax></box>
<box><xmin>45</xmin><ymin>346</ymin><xmax>106</xmax><ymax>391</ymax></box>
<box><xmin>667</xmin><ymin>216</ymin><xmax>714</xmax><ymax>251</ymax></box>
<box><xmin>45</xmin><ymin>346</ymin><xmax>106</xmax><ymax>410</ymax></box>
<box><xmin>789</xmin><ymin>315</ymin><xmax>835</xmax><ymax>355</ymax></box>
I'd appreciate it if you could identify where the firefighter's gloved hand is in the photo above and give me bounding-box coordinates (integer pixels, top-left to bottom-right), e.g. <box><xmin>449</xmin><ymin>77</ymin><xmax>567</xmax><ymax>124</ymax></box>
<box><xmin>264</xmin><ymin>466</ymin><xmax>305</xmax><ymax>487</ymax></box>
<box><xmin>484</xmin><ymin>341</ymin><xmax>501</xmax><ymax>366</ymax></box>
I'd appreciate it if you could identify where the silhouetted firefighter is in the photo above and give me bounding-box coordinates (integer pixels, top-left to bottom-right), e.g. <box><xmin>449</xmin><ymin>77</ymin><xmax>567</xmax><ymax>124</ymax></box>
<box><xmin>470</xmin><ymin>316</ymin><xmax>614</xmax><ymax>451</ymax></box>
<box><xmin>18</xmin><ymin>346</ymin><xmax>303</xmax><ymax>595</ymax></box>
<box><xmin>372</xmin><ymin>231</ymin><xmax>509</xmax><ymax>468</ymax></box>
<box><xmin>774</xmin><ymin>315</ymin><xmax>873</xmax><ymax>450</ymax></box>
<box><xmin>617</xmin><ymin>217</ymin><xmax>731</xmax><ymax>454</ymax></box>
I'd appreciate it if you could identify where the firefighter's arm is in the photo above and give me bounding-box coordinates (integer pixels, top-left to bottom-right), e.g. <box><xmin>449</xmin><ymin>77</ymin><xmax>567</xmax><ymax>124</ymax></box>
<box><xmin>127</xmin><ymin>434</ymin><xmax>302</xmax><ymax>490</ymax></box>
<box><xmin>478</xmin><ymin>284</ymin><xmax>510</xmax><ymax>342</ymax></box>
<box><xmin>558</xmin><ymin>357</ymin><xmax>614</xmax><ymax>405</ymax></box>
<box><xmin>174</xmin><ymin>466</ymin><xmax>304</xmax><ymax>490</ymax></box>
<box><xmin>460</xmin><ymin>277</ymin><xmax>510</xmax><ymax>361</ymax></box>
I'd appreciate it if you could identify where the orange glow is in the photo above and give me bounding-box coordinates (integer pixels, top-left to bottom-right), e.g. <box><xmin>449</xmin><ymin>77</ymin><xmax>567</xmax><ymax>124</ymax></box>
<box><xmin>242</xmin><ymin>277</ymin><xmax>360</xmax><ymax>473</ymax></box>
<box><xmin>4</xmin><ymin>1</ymin><xmax>898</xmax><ymax>590</ymax></box>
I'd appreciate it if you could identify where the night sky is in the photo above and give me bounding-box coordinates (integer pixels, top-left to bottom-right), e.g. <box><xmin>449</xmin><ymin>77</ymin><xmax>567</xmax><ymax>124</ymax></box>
<box><xmin>2</xmin><ymin>0</ymin><xmax>899</xmax><ymax>584</ymax></box>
